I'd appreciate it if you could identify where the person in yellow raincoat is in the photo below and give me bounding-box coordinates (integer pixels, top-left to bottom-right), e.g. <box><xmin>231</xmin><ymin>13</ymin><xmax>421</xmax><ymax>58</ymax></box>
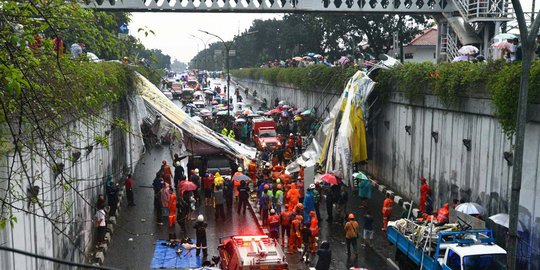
<box><xmin>221</xmin><ymin>127</ymin><xmax>228</xmax><ymax>136</ymax></box>
<box><xmin>228</xmin><ymin>129</ymin><xmax>235</xmax><ymax>140</ymax></box>
<box><xmin>213</xmin><ymin>171</ymin><xmax>224</xmax><ymax>191</ymax></box>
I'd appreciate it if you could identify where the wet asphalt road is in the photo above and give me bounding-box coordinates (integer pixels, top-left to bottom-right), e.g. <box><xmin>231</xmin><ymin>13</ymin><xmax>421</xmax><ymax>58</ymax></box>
<box><xmin>104</xmin><ymin>145</ymin><xmax>262</xmax><ymax>269</ymax></box>
<box><xmin>105</xmin><ymin>78</ymin><xmax>399</xmax><ymax>269</ymax></box>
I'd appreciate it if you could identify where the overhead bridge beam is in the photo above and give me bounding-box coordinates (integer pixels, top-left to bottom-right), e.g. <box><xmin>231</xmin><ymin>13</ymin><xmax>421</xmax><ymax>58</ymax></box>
<box><xmin>84</xmin><ymin>0</ymin><xmax>456</xmax><ymax>14</ymax></box>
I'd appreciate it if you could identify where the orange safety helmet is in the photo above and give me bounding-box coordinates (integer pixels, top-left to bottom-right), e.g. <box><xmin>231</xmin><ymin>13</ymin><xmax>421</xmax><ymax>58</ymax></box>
<box><xmin>296</xmin><ymin>203</ymin><xmax>303</xmax><ymax>210</ymax></box>
<box><xmin>277</xmin><ymin>184</ymin><xmax>282</xmax><ymax>189</ymax></box>
<box><xmin>264</xmin><ymin>184</ymin><xmax>269</xmax><ymax>189</ymax></box>
<box><xmin>348</xmin><ymin>213</ymin><xmax>355</xmax><ymax>220</ymax></box>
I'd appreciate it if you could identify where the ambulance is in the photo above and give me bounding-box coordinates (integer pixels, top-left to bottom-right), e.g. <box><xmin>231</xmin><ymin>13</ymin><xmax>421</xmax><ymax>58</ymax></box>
<box><xmin>218</xmin><ymin>235</ymin><xmax>288</xmax><ymax>270</ymax></box>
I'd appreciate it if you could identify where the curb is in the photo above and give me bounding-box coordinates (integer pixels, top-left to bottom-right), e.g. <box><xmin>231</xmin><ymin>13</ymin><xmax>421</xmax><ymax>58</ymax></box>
<box><xmin>369</xmin><ymin>179</ymin><xmax>419</xmax><ymax>219</ymax></box>
<box><xmin>90</xmin><ymin>188</ymin><xmax>125</xmax><ymax>266</ymax></box>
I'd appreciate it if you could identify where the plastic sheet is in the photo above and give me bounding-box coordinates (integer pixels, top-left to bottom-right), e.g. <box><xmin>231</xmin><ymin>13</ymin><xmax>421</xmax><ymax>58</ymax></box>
<box><xmin>150</xmin><ymin>240</ymin><xmax>202</xmax><ymax>269</ymax></box>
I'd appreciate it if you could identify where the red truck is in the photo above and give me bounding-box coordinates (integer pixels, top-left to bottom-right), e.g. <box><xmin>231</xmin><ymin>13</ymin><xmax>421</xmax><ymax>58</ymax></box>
<box><xmin>252</xmin><ymin>117</ymin><xmax>281</xmax><ymax>150</ymax></box>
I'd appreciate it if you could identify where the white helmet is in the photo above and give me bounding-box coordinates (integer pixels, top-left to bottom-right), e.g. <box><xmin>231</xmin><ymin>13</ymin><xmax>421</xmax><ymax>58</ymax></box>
<box><xmin>309</xmin><ymin>184</ymin><xmax>316</xmax><ymax>189</ymax></box>
<box><xmin>197</xmin><ymin>214</ymin><xmax>204</xmax><ymax>222</ymax></box>
<box><xmin>270</xmin><ymin>209</ymin><xmax>276</xmax><ymax>214</ymax></box>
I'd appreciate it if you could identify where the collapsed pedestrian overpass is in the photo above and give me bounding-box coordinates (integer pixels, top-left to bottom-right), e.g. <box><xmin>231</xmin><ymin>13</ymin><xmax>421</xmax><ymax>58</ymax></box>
<box><xmin>85</xmin><ymin>0</ymin><xmax>514</xmax><ymax>61</ymax></box>
<box><xmin>134</xmin><ymin>73</ymin><xmax>256</xmax><ymax>161</ymax></box>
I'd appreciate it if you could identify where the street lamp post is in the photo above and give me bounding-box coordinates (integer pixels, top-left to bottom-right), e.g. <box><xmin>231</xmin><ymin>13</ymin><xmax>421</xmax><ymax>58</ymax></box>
<box><xmin>198</xmin><ymin>30</ymin><xmax>233</xmax><ymax>124</ymax></box>
<box><xmin>199</xmin><ymin>29</ymin><xmax>258</xmax><ymax>126</ymax></box>
<box><xmin>189</xmin><ymin>35</ymin><xmax>216</xmax><ymax>71</ymax></box>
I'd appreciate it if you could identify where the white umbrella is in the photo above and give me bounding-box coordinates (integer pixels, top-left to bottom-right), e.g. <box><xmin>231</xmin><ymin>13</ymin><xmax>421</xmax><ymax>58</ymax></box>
<box><xmin>458</xmin><ymin>45</ymin><xmax>479</xmax><ymax>56</ymax></box>
<box><xmin>489</xmin><ymin>213</ymin><xmax>524</xmax><ymax>231</ymax></box>
<box><xmin>493</xmin><ymin>33</ymin><xmax>517</xmax><ymax>41</ymax></box>
<box><xmin>455</xmin><ymin>202</ymin><xmax>486</xmax><ymax>215</ymax></box>
<box><xmin>235</xmin><ymin>118</ymin><xmax>246</xmax><ymax>123</ymax></box>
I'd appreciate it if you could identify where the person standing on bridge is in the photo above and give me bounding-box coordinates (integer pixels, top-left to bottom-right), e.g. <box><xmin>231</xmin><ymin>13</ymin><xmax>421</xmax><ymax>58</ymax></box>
<box><xmin>382</xmin><ymin>193</ymin><xmax>394</xmax><ymax>231</ymax></box>
<box><xmin>419</xmin><ymin>177</ymin><xmax>431</xmax><ymax>214</ymax></box>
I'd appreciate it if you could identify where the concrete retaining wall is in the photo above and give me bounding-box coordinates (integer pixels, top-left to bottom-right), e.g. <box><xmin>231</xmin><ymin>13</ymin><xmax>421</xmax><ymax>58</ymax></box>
<box><xmin>233</xmin><ymin>78</ymin><xmax>341</xmax><ymax>115</ymax></box>
<box><xmin>0</xmin><ymin>96</ymin><xmax>145</xmax><ymax>269</ymax></box>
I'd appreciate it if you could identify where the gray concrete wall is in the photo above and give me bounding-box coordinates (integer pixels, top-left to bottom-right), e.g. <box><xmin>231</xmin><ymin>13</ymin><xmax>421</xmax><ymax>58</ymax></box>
<box><xmin>233</xmin><ymin>78</ymin><xmax>341</xmax><ymax>114</ymax></box>
<box><xmin>0</xmin><ymin>96</ymin><xmax>145</xmax><ymax>269</ymax></box>
<box><xmin>366</xmin><ymin>92</ymin><xmax>540</xmax><ymax>266</ymax></box>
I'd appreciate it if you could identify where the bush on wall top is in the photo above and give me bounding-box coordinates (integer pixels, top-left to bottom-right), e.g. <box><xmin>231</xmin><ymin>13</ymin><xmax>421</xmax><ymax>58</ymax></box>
<box><xmin>231</xmin><ymin>66</ymin><xmax>357</xmax><ymax>94</ymax></box>
<box><xmin>373</xmin><ymin>60</ymin><xmax>540</xmax><ymax>137</ymax></box>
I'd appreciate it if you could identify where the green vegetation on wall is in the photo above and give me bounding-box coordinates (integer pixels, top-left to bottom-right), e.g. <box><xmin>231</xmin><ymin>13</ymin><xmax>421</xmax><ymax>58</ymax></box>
<box><xmin>373</xmin><ymin>61</ymin><xmax>540</xmax><ymax>137</ymax></box>
<box><xmin>231</xmin><ymin>66</ymin><xmax>357</xmax><ymax>93</ymax></box>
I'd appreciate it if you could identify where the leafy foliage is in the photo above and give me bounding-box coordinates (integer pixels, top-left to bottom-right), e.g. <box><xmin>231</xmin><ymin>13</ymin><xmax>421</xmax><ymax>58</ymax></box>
<box><xmin>191</xmin><ymin>14</ymin><xmax>428</xmax><ymax>70</ymax></box>
<box><xmin>0</xmin><ymin>0</ymin><xmax>164</xmax><ymax>236</ymax></box>
<box><xmin>231</xmin><ymin>66</ymin><xmax>356</xmax><ymax>93</ymax></box>
<box><xmin>373</xmin><ymin>61</ymin><xmax>540</xmax><ymax>137</ymax></box>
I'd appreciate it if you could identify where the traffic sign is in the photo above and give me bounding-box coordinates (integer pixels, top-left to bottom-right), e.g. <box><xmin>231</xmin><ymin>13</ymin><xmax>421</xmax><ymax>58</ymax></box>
<box><xmin>118</xmin><ymin>23</ymin><xmax>129</xmax><ymax>34</ymax></box>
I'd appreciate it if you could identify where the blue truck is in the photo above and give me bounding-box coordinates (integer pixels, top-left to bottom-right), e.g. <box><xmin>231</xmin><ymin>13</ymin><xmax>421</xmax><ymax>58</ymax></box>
<box><xmin>387</xmin><ymin>220</ymin><xmax>507</xmax><ymax>270</ymax></box>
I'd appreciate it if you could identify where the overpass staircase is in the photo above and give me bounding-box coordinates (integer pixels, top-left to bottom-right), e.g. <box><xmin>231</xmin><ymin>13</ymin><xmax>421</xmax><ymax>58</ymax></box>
<box><xmin>439</xmin><ymin>0</ymin><xmax>514</xmax><ymax>60</ymax></box>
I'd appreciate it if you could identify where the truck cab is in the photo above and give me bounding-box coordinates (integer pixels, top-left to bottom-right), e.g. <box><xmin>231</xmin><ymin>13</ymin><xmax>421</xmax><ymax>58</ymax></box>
<box><xmin>252</xmin><ymin>117</ymin><xmax>280</xmax><ymax>150</ymax></box>
<box><xmin>218</xmin><ymin>235</ymin><xmax>288</xmax><ymax>270</ymax></box>
<box><xmin>442</xmin><ymin>242</ymin><xmax>507</xmax><ymax>270</ymax></box>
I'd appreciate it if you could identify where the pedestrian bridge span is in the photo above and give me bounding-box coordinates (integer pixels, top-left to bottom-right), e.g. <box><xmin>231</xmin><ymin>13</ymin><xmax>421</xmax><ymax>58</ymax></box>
<box><xmin>87</xmin><ymin>0</ymin><xmax>450</xmax><ymax>13</ymax></box>
<box><xmin>85</xmin><ymin>0</ymin><xmax>514</xmax><ymax>61</ymax></box>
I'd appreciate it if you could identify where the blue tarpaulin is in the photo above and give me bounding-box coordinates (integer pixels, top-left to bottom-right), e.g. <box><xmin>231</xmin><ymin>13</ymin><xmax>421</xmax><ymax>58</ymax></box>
<box><xmin>150</xmin><ymin>240</ymin><xmax>202</xmax><ymax>269</ymax></box>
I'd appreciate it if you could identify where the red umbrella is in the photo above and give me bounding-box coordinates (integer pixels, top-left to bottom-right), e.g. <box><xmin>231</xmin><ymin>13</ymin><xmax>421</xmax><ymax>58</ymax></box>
<box><xmin>268</xmin><ymin>108</ymin><xmax>281</xmax><ymax>114</ymax></box>
<box><xmin>179</xmin><ymin>180</ymin><xmax>197</xmax><ymax>191</ymax></box>
<box><xmin>320</xmin><ymin>173</ymin><xmax>339</xmax><ymax>185</ymax></box>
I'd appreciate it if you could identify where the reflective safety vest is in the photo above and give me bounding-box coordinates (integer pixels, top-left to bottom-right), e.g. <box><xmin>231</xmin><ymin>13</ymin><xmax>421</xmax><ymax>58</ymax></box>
<box><xmin>221</xmin><ymin>128</ymin><xmax>228</xmax><ymax>136</ymax></box>
<box><xmin>437</xmin><ymin>207</ymin><xmax>449</xmax><ymax>223</ymax></box>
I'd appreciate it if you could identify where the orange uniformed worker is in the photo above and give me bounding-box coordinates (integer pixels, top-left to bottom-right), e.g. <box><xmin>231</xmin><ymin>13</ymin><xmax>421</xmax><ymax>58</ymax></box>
<box><xmin>162</xmin><ymin>160</ymin><xmax>172</xmax><ymax>186</ymax></box>
<box><xmin>248</xmin><ymin>159</ymin><xmax>257</xmax><ymax>183</ymax></box>
<box><xmin>280</xmin><ymin>205</ymin><xmax>293</xmax><ymax>246</ymax></box>
<box><xmin>168</xmin><ymin>190</ymin><xmax>177</xmax><ymax>228</ymax></box>
<box><xmin>419</xmin><ymin>177</ymin><xmax>431</xmax><ymax>213</ymax></box>
<box><xmin>309</xmin><ymin>210</ymin><xmax>319</xmax><ymax>252</ymax></box>
<box><xmin>436</xmin><ymin>203</ymin><xmax>450</xmax><ymax>225</ymax></box>
<box><xmin>287</xmin><ymin>183</ymin><xmax>300</xmax><ymax>212</ymax></box>
<box><xmin>289</xmin><ymin>215</ymin><xmax>303</xmax><ymax>254</ymax></box>
<box><xmin>382</xmin><ymin>193</ymin><xmax>393</xmax><ymax>231</ymax></box>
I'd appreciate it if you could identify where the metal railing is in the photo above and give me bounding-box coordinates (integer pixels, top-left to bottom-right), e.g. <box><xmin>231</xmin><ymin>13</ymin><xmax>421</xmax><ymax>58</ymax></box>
<box><xmin>450</xmin><ymin>0</ymin><xmax>514</xmax><ymax>22</ymax></box>
<box><xmin>441</xmin><ymin>23</ymin><xmax>460</xmax><ymax>61</ymax></box>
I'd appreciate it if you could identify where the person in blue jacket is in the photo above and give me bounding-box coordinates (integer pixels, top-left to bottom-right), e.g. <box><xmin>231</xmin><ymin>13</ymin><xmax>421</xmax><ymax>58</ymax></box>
<box><xmin>303</xmin><ymin>184</ymin><xmax>316</xmax><ymax>224</ymax></box>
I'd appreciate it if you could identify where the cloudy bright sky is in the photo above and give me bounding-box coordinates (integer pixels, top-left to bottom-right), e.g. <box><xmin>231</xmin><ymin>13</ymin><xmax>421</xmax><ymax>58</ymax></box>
<box><xmin>129</xmin><ymin>0</ymin><xmax>538</xmax><ymax>63</ymax></box>
<box><xmin>129</xmin><ymin>13</ymin><xmax>282</xmax><ymax>63</ymax></box>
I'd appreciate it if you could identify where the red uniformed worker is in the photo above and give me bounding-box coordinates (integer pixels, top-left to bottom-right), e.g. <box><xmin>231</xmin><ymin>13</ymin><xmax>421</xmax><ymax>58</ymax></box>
<box><xmin>419</xmin><ymin>177</ymin><xmax>431</xmax><ymax>214</ymax></box>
